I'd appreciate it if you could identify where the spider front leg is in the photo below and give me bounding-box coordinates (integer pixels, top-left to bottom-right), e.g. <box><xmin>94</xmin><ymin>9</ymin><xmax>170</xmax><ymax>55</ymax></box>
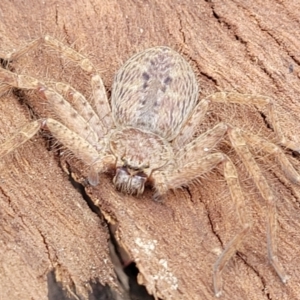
<box><xmin>43</xmin><ymin>119</ymin><xmax>115</xmax><ymax>182</ymax></box>
<box><xmin>153</xmin><ymin>123</ymin><xmax>251</xmax><ymax>296</ymax></box>
<box><xmin>0</xmin><ymin>117</ymin><xmax>115</xmax><ymax>187</ymax></box>
<box><xmin>153</xmin><ymin>122</ymin><xmax>228</xmax><ymax>195</ymax></box>
<box><xmin>0</xmin><ymin>68</ymin><xmax>115</xmax><ymax>182</ymax></box>
<box><xmin>0</xmin><ymin>118</ymin><xmax>99</xmax><ymax>166</ymax></box>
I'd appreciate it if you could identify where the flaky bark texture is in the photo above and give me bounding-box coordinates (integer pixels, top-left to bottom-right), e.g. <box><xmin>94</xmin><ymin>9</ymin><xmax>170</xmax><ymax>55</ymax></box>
<box><xmin>1</xmin><ymin>1</ymin><xmax>300</xmax><ymax>299</ymax></box>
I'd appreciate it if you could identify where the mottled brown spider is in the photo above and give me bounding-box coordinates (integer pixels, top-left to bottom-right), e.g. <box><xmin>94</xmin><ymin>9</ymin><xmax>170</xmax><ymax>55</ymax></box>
<box><xmin>0</xmin><ymin>36</ymin><xmax>299</xmax><ymax>297</ymax></box>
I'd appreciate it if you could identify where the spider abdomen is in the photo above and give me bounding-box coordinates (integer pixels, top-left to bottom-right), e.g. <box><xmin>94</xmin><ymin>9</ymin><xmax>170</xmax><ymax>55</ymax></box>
<box><xmin>111</xmin><ymin>46</ymin><xmax>199</xmax><ymax>141</ymax></box>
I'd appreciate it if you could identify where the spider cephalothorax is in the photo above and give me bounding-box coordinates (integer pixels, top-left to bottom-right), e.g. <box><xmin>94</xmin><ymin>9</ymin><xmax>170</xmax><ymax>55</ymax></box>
<box><xmin>108</xmin><ymin>127</ymin><xmax>173</xmax><ymax>195</ymax></box>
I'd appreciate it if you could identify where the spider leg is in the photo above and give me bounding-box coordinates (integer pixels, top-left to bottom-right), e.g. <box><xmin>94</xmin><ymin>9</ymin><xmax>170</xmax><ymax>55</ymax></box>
<box><xmin>154</xmin><ymin>123</ymin><xmax>251</xmax><ymax>296</ymax></box>
<box><xmin>153</xmin><ymin>152</ymin><xmax>225</xmax><ymax>196</ymax></box>
<box><xmin>0</xmin><ymin>68</ymin><xmax>117</xmax><ymax>182</ymax></box>
<box><xmin>43</xmin><ymin>118</ymin><xmax>104</xmax><ymax>166</ymax></box>
<box><xmin>241</xmin><ymin>130</ymin><xmax>300</xmax><ymax>184</ymax></box>
<box><xmin>0</xmin><ymin>68</ymin><xmax>101</xmax><ymax>148</ymax></box>
<box><xmin>49</xmin><ymin>81</ymin><xmax>109</xmax><ymax>138</ymax></box>
<box><xmin>0</xmin><ymin>121</ymin><xmax>42</xmax><ymax>157</ymax></box>
<box><xmin>213</xmin><ymin>157</ymin><xmax>251</xmax><ymax>298</ymax></box>
<box><xmin>206</xmin><ymin>92</ymin><xmax>300</xmax><ymax>151</ymax></box>
<box><xmin>0</xmin><ymin>38</ymin><xmax>117</xmax><ymax>186</ymax></box>
<box><xmin>172</xmin><ymin>98</ymin><xmax>209</xmax><ymax>150</ymax></box>
<box><xmin>228</xmin><ymin>127</ymin><xmax>288</xmax><ymax>284</ymax></box>
<box><xmin>176</xmin><ymin>122</ymin><xmax>227</xmax><ymax>164</ymax></box>
<box><xmin>152</xmin><ymin>122</ymin><xmax>228</xmax><ymax>195</ymax></box>
<box><xmin>3</xmin><ymin>35</ymin><xmax>113</xmax><ymax>130</ymax></box>
<box><xmin>44</xmin><ymin>119</ymin><xmax>115</xmax><ymax>177</ymax></box>
<box><xmin>0</xmin><ymin>118</ymin><xmax>100</xmax><ymax>167</ymax></box>
<box><xmin>0</xmin><ymin>116</ymin><xmax>115</xmax><ymax>186</ymax></box>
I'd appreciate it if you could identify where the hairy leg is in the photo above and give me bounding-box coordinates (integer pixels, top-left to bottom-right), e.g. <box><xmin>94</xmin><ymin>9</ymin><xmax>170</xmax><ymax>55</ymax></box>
<box><xmin>228</xmin><ymin>127</ymin><xmax>288</xmax><ymax>285</ymax></box>
<box><xmin>172</xmin><ymin>98</ymin><xmax>210</xmax><ymax>150</ymax></box>
<box><xmin>153</xmin><ymin>152</ymin><xmax>226</xmax><ymax>196</ymax></box>
<box><xmin>176</xmin><ymin>122</ymin><xmax>227</xmax><ymax>165</ymax></box>
<box><xmin>0</xmin><ymin>68</ymin><xmax>100</xmax><ymax>148</ymax></box>
<box><xmin>213</xmin><ymin>158</ymin><xmax>251</xmax><ymax>297</ymax></box>
<box><xmin>154</xmin><ymin>123</ymin><xmax>251</xmax><ymax>296</ymax></box>
<box><xmin>206</xmin><ymin>92</ymin><xmax>300</xmax><ymax>151</ymax></box>
<box><xmin>50</xmin><ymin>81</ymin><xmax>110</xmax><ymax>138</ymax></box>
<box><xmin>0</xmin><ymin>121</ymin><xmax>42</xmax><ymax>157</ymax></box>
<box><xmin>241</xmin><ymin>130</ymin><xmax>300</xmax><ymax>184</ymax></box>
<box><xmin>153</xmin><ymin>122</ymin><xmax>228</xmax><ymax>195</ymax></box>
<box><xmin>0</xmin><ymin>118</ymin><xmax>99</xmax><ymax>166</ymax></box>
<box><xmin>0</xmin><ymin>115</ymin><xmax>115</xmax><ymax>186</ymax></box>
<box><xmin>2</xmin><ymin>35</ymin><xmax>114</xmax><ymax>130</ymax></box>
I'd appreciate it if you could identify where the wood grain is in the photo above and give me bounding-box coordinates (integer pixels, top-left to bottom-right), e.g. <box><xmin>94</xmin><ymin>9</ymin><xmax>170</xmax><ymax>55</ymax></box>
<box><xmin>1</xmin><ymin>1</ymin><xmax>300</xmax><ymax>299</ymax></box>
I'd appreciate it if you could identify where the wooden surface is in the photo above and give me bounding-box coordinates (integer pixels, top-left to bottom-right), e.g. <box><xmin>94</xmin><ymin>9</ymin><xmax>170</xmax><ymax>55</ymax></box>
<box><xmin>1</xmin><ymin>1</ymin><xmax>300</xmax><ymax>299</ymax></box>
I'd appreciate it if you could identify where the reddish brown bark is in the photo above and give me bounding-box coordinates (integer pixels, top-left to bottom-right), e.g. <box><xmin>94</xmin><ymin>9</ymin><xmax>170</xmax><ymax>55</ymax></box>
<box><xmin>1</xmin><ymin>1</ymin><xmax>300</xmax><ymax>299</ymax></box>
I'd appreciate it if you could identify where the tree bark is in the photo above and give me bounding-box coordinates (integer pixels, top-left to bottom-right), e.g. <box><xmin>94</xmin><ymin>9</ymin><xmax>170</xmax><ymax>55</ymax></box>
<box><xmin>1</xmin><ymin>0</ymin><xmax>300</xmax><ymax>299</ymax></box>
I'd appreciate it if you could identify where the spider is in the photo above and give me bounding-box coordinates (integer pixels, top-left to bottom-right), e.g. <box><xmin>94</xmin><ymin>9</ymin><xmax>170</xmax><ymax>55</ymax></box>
<box><xmin>0</xmin><ymin>36</ymin><xmax>299</xmax><ymax>297</ymax></box>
